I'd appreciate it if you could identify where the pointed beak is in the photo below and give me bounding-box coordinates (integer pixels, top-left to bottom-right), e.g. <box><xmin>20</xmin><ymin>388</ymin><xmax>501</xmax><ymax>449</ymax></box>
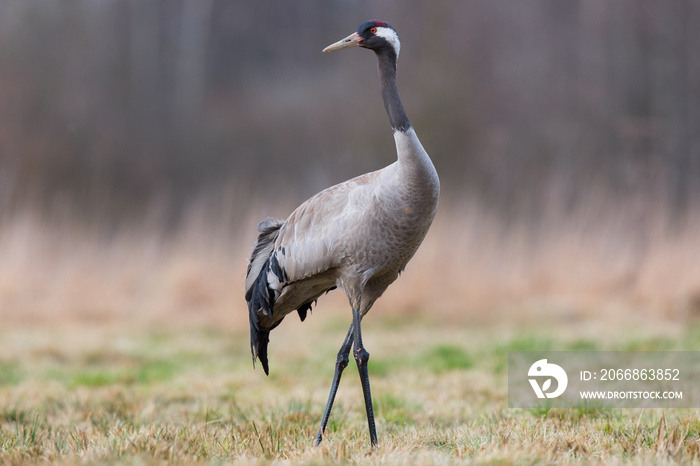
<box><xmin>322</xmin><ymin>32</ymin><xmax>363</xmax><ymax>52</ymax></box>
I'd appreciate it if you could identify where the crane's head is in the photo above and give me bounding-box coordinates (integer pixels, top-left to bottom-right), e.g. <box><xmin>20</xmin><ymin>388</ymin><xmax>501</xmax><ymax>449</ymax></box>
<box><xmin>323</xmin><ymin>20</ymin><xmax>400</xmax><ymax>59</ymax></box>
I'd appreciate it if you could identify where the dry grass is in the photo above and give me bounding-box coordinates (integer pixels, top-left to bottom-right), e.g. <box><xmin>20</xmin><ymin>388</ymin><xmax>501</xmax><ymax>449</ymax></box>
<box><xmin>3</xmin><ymin>195</ymin><xmax>700</xmax><ymax>330</ymax></box>
<box><xmin>1</xmin><ymin>318</ymin><xmax>700</xmax><ymax>464</ymax></box>
<box><xmin>389</xmin><ymin>194</ymin><xmax>700</xmax><ymax>327</ymax></box>
<box><xmin>2</xmin><ymin>199</ymin><xmax>700</xmax><ymax>463</ymax></box>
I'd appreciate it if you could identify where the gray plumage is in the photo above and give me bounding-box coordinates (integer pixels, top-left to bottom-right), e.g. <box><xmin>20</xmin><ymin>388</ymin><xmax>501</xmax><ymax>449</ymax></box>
<box><xmin>246</xmin><ymin>126</ymin><xmax>439</xmax><ymax>373</ymax></box>
<box><xmin>244</xmin><ymin>20</ymin><xmax>439</xmax><ymax>446</ymax></box>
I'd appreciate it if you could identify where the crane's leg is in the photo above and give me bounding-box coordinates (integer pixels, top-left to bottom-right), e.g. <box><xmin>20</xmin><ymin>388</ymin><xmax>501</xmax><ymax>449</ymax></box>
<box><xmin>315</xmin><ymin>324</ymin><xmax>354</xmax><ymax>446</ymax></box>
<box><xmin>352</xmin><ymin>307</ymin><xmax>378</xmax><ymax>446</ymax></box>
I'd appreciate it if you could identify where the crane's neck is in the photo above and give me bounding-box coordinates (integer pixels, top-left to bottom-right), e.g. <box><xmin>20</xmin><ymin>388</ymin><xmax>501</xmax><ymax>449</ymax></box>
<box><xmin>376</xmin><ymin>50</ymin><xmax>411</xmax><ymax>133</ymax></box>
<box><xmin>376</xmin><ymin>50</ymin><xmax>439</xmax><ymax>203</ymax></box>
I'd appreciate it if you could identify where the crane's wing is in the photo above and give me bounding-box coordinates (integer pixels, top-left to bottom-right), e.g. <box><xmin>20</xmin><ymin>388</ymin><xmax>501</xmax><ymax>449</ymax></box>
<box><xmin>245</xmin><ymin>172</ymin><xmax>379</xmax><ymax>374</ymax></box>
<box><xmin>253</xmin><ymin>178</ymin><xmax>367</xmax><ymax>317</ymax></box>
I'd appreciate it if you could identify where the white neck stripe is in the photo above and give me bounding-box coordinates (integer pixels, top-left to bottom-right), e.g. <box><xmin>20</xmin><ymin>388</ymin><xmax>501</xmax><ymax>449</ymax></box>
<box><xmin>375</xmin><ymin>27</ymin><xmax>400</xmax><ymax>58</ymax></box>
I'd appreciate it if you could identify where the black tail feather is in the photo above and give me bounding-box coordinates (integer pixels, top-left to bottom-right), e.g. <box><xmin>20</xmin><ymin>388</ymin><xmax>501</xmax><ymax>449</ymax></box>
<box><xmin>297</xmin><ymin>303</ymin><xmax>311</xmax><ymax>322</ymax></box>
<box><xmin>247</xmin><ymin>257</ymin><xmax>280</xmax><ymax>375</ymax></box>
<box><xmin>245</xmin><ymin>218</ymin><xmax>320</xmax><ymax>375</ymax></box>
<box><xmin>245</xmin><ymin>218</ymin><xmax>284</xmax><ymax>375</ymax></box>
<box><xmin>257</xmin><ymin>330</ymin><xmax>270</xmax><ymax>375</ymax></box>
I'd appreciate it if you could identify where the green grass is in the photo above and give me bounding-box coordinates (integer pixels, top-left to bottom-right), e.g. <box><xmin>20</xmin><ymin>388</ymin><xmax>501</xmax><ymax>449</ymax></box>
<box><xmin>421</xmin><ymin>344</ymin><xmax>474</xmax><ymax>373</ymax></box>
<box><xmin>1</xmin><ymin>318</ymin><xmax>700</xmax><ymax>464</ymax></box>
<box><xmin>0</xmin><ymin>362</ymin><xmax>22</xmax><ymax>386</ymax></box>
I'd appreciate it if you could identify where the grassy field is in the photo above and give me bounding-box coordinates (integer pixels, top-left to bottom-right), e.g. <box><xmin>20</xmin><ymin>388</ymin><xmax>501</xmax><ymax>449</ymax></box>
<box><xmin>2</xmin><ymin>313</ymin><xmax>700</xmax><ymax>464</ymax></box>
<box><xmin>2</xmin><ymin>203</ymin><xmax>700</xmax><ymax>464</ymax></box>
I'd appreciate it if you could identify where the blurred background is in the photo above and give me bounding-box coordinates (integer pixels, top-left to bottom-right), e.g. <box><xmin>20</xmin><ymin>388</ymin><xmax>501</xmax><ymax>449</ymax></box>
<box><xmin>1</xmin><ymin>0</ymin><xmax>699</xmax><ymax>330</ymax></box>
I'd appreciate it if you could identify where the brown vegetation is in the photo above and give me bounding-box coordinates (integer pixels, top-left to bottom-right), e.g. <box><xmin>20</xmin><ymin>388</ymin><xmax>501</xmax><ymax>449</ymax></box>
<box><xmin>2</xmin><ymin>193</ymin><xmax>700</xmax><ymax>332</ymax></box>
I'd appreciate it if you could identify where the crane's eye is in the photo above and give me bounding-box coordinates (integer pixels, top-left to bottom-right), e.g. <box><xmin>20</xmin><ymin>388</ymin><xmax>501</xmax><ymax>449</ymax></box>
<box><xmin>370</xmin><ymin>27</ymin><xmax>377</xmax><ymax>34</ymax></box>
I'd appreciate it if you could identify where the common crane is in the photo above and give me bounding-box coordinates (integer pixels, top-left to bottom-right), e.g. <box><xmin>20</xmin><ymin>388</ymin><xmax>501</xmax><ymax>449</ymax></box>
<box><xmin>245</xmin><ymin>20</ymin><xmax>439</xmax><ymax>446</ymax></box>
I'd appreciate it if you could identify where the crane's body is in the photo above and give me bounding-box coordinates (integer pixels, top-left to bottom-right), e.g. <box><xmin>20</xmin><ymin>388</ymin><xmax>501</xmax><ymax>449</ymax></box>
<box><xmin>244</xmin><ymin>20</ymin><xmax>439</xmax><ymax>447</ymax></box>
